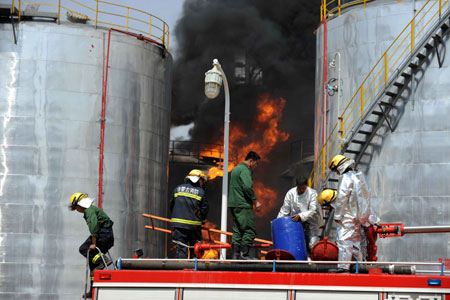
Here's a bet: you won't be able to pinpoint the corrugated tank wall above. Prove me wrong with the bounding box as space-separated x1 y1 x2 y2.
0 21 172 299
315 0 450 263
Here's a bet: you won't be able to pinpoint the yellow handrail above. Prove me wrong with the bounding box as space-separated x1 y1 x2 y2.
322 0 403 20
310 0 450 188
14 0 170 50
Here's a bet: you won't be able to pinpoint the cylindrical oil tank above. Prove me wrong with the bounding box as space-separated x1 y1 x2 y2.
315 0 450 263
0 20 172 298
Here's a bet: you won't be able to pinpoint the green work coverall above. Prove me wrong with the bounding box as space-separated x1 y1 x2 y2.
228 162 257 246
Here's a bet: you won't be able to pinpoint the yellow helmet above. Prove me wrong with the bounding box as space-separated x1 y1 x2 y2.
328 154 349 172
185 169 208 183
69 192 88 210
317 189 337 206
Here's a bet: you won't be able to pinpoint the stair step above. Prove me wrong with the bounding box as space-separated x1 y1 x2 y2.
441 22 449 31
351 140 366 145
386 91 398 98
358 130 372 135
416 52 426 60
365 120 378 126
345 149 360 155
401 72 412 78
379 102 393 107
328 178 338 182
424 42 434 50
408 62 419 69
371 111 384 116
393 82 405 88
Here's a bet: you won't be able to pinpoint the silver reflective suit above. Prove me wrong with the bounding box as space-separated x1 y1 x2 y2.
277 186 324 250
333 160 379 270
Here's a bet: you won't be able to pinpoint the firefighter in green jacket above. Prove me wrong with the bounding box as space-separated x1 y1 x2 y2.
228 151 261 259
69 193 114 299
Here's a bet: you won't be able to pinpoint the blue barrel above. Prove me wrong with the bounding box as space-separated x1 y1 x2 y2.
271 217 307 260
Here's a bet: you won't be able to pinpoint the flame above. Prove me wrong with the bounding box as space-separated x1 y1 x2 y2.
204 93 289 180
253 181 278 216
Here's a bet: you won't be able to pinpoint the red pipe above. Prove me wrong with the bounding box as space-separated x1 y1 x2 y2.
98 28 164 208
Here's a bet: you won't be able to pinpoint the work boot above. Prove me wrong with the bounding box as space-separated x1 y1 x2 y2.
232 244 241 259
240 245 257 260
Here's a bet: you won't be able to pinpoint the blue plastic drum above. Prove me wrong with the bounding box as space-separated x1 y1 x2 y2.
271 216 307 261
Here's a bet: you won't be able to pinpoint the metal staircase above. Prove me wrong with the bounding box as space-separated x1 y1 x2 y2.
311 0 450 190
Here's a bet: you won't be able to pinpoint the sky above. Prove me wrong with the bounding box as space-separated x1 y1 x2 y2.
103 0 184 52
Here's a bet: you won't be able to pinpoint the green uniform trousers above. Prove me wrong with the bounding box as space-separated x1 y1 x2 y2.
230 207 256 246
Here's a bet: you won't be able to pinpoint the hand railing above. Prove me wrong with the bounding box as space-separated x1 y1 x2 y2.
321 0 403 20
310 0 450 188
11 0 169 50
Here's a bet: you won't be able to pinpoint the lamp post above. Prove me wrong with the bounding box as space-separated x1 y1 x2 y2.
205 58 230 260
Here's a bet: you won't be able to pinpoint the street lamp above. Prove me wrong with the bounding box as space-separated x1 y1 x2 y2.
205 58 230 260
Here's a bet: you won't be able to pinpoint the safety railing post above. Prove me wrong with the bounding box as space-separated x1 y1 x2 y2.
384 52 388 87
95 0 99 28
338 0 341 16
439 0 442 18
167 29 170 51
12 0 14 14
339 117 344 150
126 7 129 30
320 4 323 21
57 0 61 25
360 84 364 118
364 0 366 9
411 18 415 54
18 0 21 21
162 23 166 46
148 15 152 38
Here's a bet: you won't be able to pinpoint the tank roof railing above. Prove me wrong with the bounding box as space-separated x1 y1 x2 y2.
321 0 400 21
11 0 170 50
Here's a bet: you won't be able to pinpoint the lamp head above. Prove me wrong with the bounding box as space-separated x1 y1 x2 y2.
204 63 223 99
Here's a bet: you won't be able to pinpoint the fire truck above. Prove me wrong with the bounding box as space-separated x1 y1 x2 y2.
92 258 450 300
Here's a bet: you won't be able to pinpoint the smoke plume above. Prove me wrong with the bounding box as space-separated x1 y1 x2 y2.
171 0 320 241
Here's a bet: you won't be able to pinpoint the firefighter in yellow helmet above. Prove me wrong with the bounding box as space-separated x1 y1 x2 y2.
317 189 337 206
69 193 114 298
328 154 380 273
170 169 208 258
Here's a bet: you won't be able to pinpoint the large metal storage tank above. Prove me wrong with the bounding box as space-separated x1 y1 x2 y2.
0 16 172 299
315 0 450 263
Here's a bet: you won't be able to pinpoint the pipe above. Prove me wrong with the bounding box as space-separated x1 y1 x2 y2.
119 259 415 274
322 2 328 170
98 28 165 207
403 225 450 234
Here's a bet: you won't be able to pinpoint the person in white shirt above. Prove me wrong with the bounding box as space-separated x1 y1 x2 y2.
277 176 323 251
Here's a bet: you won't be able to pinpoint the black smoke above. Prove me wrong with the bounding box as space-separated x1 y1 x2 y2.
170 0 320 242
